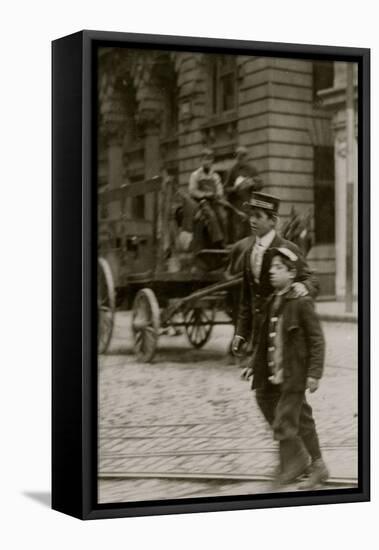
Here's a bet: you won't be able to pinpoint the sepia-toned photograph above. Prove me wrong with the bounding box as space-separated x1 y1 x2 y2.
96 46 359 504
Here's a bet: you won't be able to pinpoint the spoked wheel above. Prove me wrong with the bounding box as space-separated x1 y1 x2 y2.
132 288 160 362
183 305 215 349
98 257 115 354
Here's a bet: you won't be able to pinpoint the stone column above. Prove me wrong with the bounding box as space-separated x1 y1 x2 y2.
332 123 358 300
334 130 348 298
99 71 130 283
175 52 208 189
98 65 126 191
136 109 162 221
318 63 358 301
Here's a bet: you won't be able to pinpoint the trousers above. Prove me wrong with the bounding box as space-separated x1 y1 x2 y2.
255 383 322 461
193 200 227 249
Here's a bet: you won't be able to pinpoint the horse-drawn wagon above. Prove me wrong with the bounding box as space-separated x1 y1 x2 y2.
97 174 246 360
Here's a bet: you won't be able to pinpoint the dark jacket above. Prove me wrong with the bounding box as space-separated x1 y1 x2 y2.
251 291 325 391
235 233 319 341
225 235 255 278
224 161 262 196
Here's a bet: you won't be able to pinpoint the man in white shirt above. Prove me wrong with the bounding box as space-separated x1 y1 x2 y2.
188 148 227 250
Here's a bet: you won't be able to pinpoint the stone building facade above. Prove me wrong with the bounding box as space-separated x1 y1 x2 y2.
98 47 358 299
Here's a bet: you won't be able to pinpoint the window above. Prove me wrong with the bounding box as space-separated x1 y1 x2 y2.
122 79 139 146
209 55 237 115
161 82 178 137
151 56 178 137
131 195 145 220
164 72 179 136
313 61 334 104
314 146 335 244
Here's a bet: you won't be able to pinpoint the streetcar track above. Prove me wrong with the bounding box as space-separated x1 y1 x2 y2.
99 436 357 447
98 471 357 489
100 445 358 458
99 358 357 371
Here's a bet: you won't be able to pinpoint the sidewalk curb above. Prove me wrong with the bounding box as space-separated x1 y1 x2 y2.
318 313 357 323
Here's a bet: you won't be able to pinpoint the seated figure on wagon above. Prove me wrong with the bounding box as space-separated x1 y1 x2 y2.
224 145 264 242
188 146 264 254
188 148 228 252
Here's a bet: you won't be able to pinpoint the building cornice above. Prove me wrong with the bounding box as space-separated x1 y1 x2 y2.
317 85 358 112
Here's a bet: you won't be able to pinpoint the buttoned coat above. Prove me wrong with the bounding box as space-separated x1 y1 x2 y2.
235 233 319 342
250 291 325 391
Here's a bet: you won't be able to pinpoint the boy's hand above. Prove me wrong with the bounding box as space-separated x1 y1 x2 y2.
240 366 253 381
306 377 319 393
291 282 308 297
232 335 246 356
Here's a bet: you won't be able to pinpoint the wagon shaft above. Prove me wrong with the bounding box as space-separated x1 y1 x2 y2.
161 274 242 325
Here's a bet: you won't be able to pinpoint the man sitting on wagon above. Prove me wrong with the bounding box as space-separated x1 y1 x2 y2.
188 148 228 251
224 145 263 241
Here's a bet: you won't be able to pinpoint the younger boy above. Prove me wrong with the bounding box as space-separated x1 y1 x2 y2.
251 247 329 487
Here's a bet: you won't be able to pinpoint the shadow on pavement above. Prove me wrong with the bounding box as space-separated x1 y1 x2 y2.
23 491 51 507
103 346 231 363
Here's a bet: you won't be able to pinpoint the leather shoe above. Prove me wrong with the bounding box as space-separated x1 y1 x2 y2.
277 441 310 485
299 458 329 489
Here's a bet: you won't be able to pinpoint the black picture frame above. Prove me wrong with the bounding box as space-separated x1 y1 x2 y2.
52 30 370 520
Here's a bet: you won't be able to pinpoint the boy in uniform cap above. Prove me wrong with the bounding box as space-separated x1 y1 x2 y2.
188 148 228 250
249 247 329 487
232 192 319 348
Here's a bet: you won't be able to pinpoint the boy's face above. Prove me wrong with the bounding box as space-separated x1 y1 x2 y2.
249 208 275 237
269 255 295 289
202 156 213 171
236 152 247 165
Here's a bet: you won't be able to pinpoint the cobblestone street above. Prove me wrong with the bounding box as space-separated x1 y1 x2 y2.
98 311 358 504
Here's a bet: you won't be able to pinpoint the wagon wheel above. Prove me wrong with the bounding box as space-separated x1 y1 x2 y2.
98 257 115 354
184 305 215 349
132 288 160 362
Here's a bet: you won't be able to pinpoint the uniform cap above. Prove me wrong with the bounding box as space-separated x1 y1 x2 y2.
243 192 280 213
